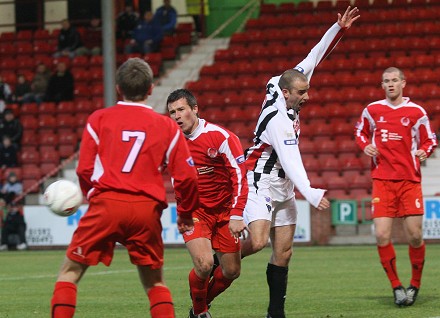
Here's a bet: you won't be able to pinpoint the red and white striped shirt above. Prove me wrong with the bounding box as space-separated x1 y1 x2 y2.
355 97 438 182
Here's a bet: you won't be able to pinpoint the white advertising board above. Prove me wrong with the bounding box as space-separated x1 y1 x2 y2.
23 201 311 246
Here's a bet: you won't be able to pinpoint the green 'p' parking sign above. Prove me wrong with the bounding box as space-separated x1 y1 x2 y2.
331 200 357 225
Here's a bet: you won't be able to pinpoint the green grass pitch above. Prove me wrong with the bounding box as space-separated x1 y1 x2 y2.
0 244 439 317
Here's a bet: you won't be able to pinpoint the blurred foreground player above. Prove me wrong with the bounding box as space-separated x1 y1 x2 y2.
242 7 360 318
355 67 437 306
167 89 248 318
50 58 199 318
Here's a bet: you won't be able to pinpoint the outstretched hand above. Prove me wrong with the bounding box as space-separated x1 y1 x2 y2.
337 6 360 29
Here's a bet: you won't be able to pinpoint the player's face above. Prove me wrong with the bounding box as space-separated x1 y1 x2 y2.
283 79 309 112
382 71 406 101
168 98 199 134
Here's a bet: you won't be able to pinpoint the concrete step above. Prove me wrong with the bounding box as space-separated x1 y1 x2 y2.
329 234 376 245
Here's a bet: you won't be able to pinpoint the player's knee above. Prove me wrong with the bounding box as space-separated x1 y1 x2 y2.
251 237 268 252
408 235 423 248
222 264 241 280
194 258 214 276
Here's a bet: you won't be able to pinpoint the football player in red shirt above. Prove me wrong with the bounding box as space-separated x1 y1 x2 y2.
50 58 199 318
167 89 248 318
355 67 438 306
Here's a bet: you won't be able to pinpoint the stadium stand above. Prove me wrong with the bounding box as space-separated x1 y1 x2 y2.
1 1 438 210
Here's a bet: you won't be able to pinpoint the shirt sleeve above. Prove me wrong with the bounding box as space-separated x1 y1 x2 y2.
355 108 373 152
166 128 200 218
219 133 248 217
294 23 346 81
76 121 99 197
266 118 325 208
417 114 438 157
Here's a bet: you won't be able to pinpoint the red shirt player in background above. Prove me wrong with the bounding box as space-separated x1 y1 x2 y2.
167 89 248 318
50 58 199 318
355 67 438 307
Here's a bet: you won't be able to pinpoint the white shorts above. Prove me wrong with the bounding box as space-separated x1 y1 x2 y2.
244 171 298 227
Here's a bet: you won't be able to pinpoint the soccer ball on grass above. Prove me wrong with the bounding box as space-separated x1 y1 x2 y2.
43 179 83 216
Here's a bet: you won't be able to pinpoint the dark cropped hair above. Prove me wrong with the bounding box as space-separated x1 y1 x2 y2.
116 58 153 102
166 88 198 109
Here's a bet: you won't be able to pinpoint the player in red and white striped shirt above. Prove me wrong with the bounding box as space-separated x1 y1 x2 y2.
167 89 248 318
50 58 199 318
355 67 437 306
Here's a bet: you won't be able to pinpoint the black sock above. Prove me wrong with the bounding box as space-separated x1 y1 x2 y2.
266 263 288 318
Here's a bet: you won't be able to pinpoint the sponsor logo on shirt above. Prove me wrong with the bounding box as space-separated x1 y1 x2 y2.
378 116 387 123
380 129 403 142
207 148 218 158
186 157 195 166
197 166 214 175
236 155 245 164
284 139 298 145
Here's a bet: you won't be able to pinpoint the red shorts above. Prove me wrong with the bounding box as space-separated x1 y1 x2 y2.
182 207 240 253
371 179 424 218
67 192 164 269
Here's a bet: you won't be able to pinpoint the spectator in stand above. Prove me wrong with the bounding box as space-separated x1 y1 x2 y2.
54 19 83 59
0 74 13 113
0 109 23 149
0 136 18 169
1 172 23 204
13 74 31 105
76 17 102 56
154 0 177 36
125 11 163 55
186 0 209 37
0 202 27 251
116 4 139 40
45 62 74 103
23 63 51 104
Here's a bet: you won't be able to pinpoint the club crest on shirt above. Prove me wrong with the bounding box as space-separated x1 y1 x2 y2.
401 117 410 126
207 148 218 158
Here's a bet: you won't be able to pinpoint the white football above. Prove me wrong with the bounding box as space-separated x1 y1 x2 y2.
43 179 83 216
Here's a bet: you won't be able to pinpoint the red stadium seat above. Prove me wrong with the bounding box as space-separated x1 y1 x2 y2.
57 101 76 114
21 164 42 179
58 129 79 145
16 42 34 55
38 114 57 129
0 32 15 42
20 115 39 130
20 103 39 115
40 148 61 164
0 57 17 70
58 144 76 158
33 29 50 41
39 102 57 114
56 113 76 128
38 130 59 145
74 85 90 98
33 41 54 55
20 148 40 165
40 163 59 176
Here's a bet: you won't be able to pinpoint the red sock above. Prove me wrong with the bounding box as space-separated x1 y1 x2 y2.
189 269 209 315
147 286 175 318
206 266 234 305
51 281 77 318
409 243 425 288
377 243 402 289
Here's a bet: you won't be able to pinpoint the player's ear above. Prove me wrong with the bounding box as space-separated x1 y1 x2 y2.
401 79 406 88
147 83 154 96
116 85 122 96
